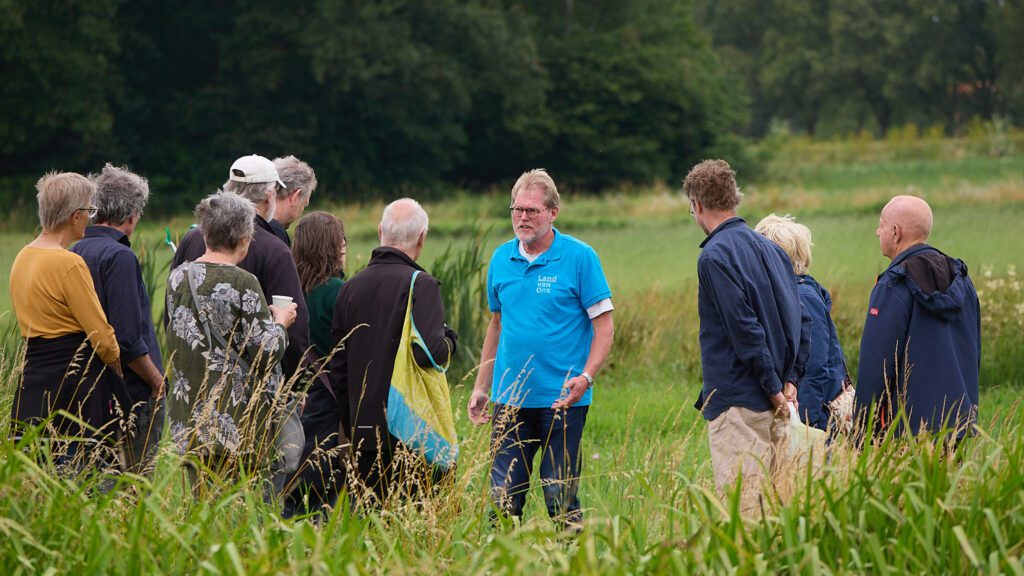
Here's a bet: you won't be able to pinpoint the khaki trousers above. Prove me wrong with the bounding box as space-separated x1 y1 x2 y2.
708 405 789 517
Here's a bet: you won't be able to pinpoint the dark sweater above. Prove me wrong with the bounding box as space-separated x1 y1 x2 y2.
795 274 846 430
694 217 804 421
329 247 456 452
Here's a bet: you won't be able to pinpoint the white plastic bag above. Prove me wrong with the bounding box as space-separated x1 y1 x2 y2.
788 403 826 461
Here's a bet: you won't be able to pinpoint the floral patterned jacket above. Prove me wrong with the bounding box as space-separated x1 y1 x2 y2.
166 261 288 456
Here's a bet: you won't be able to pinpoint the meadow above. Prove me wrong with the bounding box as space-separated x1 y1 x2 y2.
0 135 1022 573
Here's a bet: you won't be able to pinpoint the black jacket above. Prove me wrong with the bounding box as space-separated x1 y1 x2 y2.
329 247 456 452
269 219 291 247
171 215 310 378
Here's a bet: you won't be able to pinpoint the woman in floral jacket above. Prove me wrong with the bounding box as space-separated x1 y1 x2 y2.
166 192 297 478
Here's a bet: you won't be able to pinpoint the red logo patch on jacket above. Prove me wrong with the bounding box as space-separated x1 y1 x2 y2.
869 307 879 316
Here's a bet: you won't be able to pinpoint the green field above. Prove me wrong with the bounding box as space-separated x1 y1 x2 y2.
1 142 1023 573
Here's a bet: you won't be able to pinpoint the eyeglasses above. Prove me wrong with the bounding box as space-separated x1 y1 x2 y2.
510 206 546 218
77 206 98 217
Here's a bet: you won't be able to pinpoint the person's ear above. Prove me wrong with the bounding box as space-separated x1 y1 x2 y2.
290 188 303 204
550 206 559 221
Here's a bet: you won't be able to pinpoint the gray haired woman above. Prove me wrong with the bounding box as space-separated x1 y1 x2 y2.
166 192 297 480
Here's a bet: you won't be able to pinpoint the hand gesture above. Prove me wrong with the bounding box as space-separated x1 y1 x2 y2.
552 375 589 410
467 389 491 425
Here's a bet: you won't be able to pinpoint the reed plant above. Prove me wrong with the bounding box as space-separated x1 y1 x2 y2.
428 224 492 386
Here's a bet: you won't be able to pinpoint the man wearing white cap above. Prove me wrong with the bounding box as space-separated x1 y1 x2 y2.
171 154 311 379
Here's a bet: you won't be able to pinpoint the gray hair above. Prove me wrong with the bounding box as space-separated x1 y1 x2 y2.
380 198 429 251
223 179 277 205
36 172 96 231
92 163 150 225
195 192 256 252
273 155 317 201
511 168 560 209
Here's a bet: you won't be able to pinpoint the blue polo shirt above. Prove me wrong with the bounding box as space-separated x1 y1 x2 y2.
487 228 611 408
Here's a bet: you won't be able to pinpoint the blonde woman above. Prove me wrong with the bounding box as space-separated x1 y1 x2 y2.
9 172 122 444
755 214 847 432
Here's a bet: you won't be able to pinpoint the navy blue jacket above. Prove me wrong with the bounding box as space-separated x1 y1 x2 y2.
795 275 846 431
71 226 164 404
855 244 980 436
172 215 310 379
695 218 805 421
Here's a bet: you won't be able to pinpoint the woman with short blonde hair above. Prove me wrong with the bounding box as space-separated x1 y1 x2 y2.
755 213 848 433
754 214 812 276
9 172 122 446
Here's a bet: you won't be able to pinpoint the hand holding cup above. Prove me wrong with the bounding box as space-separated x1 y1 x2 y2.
269 295 298 329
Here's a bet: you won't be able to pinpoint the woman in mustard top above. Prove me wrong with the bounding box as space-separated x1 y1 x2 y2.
9 172 123 442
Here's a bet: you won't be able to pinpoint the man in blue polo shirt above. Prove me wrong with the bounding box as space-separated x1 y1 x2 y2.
467 168 614 529
684 159 804 517
71 163 165 471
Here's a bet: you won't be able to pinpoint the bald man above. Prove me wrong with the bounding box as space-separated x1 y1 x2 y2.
329 198 458 505
855 196 980 440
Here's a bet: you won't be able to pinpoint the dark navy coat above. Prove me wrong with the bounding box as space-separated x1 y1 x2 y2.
795 275 846 431
855 244 980 437
694 218 805 421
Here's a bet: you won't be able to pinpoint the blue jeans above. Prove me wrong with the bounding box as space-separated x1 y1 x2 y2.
489 404 588 527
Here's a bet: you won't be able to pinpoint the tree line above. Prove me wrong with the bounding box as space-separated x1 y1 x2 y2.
696 0 1024 138
1 0 1021 213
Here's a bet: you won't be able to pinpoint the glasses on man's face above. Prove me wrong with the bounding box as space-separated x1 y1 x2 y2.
78 206 98 217
510 206 545 219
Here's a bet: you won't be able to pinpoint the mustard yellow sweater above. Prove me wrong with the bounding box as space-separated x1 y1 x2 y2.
9 246 120 366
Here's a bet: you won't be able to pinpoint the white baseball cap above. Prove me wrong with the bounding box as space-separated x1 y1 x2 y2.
229 154 286 188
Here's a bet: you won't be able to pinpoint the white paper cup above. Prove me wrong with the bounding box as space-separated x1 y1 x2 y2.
271 295 294 308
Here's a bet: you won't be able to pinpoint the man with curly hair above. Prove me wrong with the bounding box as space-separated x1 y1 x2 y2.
684 159 805 517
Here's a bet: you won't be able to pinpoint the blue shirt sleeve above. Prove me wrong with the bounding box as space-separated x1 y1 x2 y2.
576 245 612 308
104 249 150 362
699 254 784 397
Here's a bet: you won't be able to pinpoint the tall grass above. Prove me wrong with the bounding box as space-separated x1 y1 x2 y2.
1 140 1022 572
1 385 1022 573
428 224 492 387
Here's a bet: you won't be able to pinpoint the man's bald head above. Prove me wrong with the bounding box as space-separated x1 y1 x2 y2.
379 198 429 259
877 195 932 259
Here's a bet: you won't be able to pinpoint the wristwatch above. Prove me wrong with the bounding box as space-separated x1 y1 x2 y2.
581 372 594 388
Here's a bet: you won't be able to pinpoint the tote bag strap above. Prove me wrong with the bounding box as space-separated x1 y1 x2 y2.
407 270 449 373
185 264 251 374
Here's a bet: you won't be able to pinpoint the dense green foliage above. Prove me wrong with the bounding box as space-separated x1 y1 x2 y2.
6 0 1020 212
696 0 1024 138
0 0 744 211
